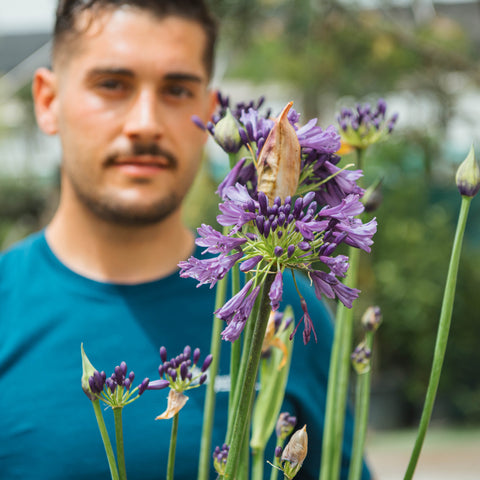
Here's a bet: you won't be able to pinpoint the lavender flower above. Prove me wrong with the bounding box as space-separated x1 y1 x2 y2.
351 340 372 374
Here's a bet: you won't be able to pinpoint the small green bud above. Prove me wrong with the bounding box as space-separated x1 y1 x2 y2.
213 109 243 154
456 144 480 197
81 343 97 401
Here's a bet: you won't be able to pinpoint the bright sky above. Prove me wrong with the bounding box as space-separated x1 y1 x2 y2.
0 0 473 34
0 0 56 33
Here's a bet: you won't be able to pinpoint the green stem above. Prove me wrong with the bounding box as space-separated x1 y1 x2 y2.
404 196 472 480
348 331 374 480
113 408 127 480
269 440 284 480
227 278 262 439
167 413 180 480
252 447 266 480
224 274 275 479
320 246 360 480
229 265 242 424
92 400 120 480
197 274 228 480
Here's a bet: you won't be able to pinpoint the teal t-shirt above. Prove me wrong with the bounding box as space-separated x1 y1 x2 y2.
0 231 370 480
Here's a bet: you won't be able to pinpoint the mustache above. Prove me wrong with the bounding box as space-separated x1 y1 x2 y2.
105 143 178 168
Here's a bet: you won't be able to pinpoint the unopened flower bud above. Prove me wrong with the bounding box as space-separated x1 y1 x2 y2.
213 109 243 154
257 102 301 204
361 306 382 332
456 144 480 197
81 343 98 401
281 425 308 476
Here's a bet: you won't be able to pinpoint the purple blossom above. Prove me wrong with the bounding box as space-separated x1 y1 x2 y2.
296 122 340 153
269 270 284 311
196 224 247 254
310 270 360 308
216 280 261 341
179 251 243 288
216 158 247 199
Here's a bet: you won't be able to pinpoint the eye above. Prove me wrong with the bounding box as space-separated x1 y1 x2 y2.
97 78 127 91
163 83 194 99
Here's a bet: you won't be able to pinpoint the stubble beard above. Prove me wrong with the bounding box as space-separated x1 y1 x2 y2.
65 144 187 226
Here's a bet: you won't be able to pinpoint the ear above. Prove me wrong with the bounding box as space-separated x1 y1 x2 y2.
32 67 59 135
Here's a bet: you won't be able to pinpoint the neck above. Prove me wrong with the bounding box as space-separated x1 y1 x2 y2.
46 198 195 284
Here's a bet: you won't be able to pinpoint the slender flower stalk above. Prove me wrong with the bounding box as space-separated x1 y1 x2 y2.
91 400 120 480
223 274 275 479
167 413 180 480
348 306 381 480
197 272 228 480
404 193 477 479
113 408 127 480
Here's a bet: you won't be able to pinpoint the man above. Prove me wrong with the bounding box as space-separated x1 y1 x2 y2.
0 1 370 479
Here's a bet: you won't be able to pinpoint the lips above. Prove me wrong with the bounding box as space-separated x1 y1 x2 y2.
109 155 172 177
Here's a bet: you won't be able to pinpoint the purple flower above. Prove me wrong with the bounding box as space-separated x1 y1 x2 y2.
216 280 261 341
310 270 360 308
319 254 349 277
196 224 247 254
296 122 340 154
216 158 247 199
179 251 243 288
269 270 283 311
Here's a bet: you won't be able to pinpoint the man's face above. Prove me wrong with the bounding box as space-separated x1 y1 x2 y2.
39 8 216 225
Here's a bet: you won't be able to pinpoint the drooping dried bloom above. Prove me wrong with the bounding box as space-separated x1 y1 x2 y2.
155 390 189 420
456 144 480 198
257 102 302 204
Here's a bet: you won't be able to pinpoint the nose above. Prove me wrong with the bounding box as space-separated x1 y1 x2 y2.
123 89 162 141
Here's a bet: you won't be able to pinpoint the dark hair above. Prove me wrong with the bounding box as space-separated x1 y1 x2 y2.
53 0 218 77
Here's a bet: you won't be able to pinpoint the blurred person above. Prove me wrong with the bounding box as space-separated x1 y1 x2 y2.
0 1 370 479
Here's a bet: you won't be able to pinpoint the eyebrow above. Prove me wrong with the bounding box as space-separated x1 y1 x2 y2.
87 68 204 83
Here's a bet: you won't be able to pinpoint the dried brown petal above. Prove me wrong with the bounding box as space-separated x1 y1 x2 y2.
281 424 308 467
155 389 189 420
257 102 301 204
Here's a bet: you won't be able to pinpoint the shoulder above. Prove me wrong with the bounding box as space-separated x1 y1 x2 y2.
0 230 46 279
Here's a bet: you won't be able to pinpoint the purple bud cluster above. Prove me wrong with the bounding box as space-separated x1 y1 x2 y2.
213 443 230 465
338 98 398 134
88 362 149 406
147 345 213 393
275 412 297 440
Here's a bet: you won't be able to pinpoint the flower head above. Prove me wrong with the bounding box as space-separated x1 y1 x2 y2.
275 412 297 441
85 356 149 409
361 305 382 332
337 98 398 151
279 425 308 479
351 340 372 375
213 443 230 476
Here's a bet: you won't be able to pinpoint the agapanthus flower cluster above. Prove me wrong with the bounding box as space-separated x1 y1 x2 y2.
183 97 377 344
351 341 372 375
194 92 364 208
212 443 230 476
180 186 376 344
87 362 149 408
147 345 213 393
337 98 398 151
